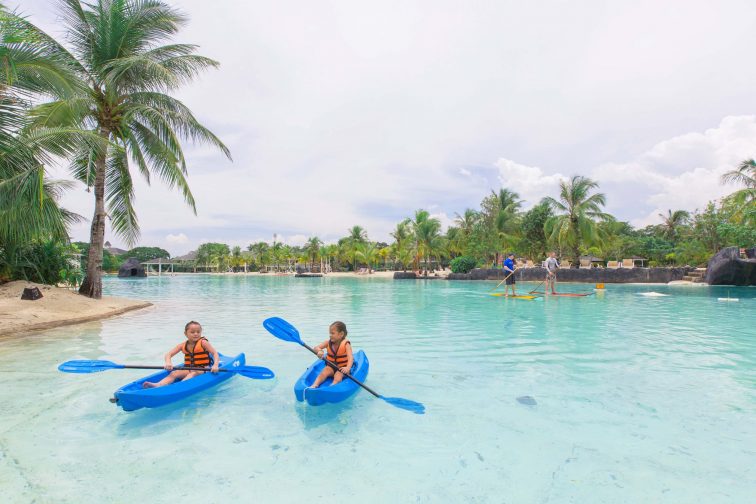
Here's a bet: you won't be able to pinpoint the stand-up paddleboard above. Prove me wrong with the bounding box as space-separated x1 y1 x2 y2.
489 293 539 300
529 291 593 297
639 292 669 297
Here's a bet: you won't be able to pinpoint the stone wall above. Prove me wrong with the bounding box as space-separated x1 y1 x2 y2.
448 267 692 283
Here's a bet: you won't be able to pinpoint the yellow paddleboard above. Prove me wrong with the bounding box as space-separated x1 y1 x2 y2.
489 293 538 300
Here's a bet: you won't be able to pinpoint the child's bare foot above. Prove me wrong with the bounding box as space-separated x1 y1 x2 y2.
142 381 157 389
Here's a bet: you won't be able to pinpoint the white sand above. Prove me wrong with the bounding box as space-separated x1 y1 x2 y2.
0 281 151 337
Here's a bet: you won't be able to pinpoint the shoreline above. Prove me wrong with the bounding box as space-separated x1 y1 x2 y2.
0 281 152 338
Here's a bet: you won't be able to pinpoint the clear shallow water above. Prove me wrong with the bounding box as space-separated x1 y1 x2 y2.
1 276 754 503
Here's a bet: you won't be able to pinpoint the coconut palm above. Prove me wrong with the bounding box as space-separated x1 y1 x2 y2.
304 236 322 271
722 159 756 223
26 0 230 298
0 8 84 252
390 219 412 250
354 241 379 272
344 225 367 270
657 209 690 241
543 176 612 265
411 209 442 274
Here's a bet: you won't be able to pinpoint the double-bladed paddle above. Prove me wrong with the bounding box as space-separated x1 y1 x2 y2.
57 360 275 380
262 317 425 414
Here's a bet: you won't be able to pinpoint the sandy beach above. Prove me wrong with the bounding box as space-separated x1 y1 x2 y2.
0 281 152 338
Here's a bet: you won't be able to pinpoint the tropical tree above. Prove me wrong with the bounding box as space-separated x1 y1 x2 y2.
26 0 230 298
0 7 84 278
722 159 756 224
390 219 412 250
657 209 690 241
411 209 442 273
343 225 367 270
543 176 612 264
304 236 322 271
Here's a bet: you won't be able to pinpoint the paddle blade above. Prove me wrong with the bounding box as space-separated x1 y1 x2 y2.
58 360 123 373
236 365 275 380
263 317 303 345
380 396 426 414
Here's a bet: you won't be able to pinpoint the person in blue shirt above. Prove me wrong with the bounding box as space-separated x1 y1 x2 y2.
502 253 517 297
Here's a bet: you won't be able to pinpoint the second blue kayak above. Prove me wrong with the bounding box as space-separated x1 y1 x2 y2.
294 350 369 406
113 353 245 411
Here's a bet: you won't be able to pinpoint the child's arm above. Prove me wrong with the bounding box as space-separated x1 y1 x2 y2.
203 340 220 373
313 340 329 359
164 343 183 370
340 342 354 374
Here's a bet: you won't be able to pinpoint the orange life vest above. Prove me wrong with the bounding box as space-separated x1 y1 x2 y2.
183 338 211 367
327 338 350 368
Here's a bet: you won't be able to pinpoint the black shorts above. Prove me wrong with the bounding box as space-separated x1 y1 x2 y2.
506 275 515 285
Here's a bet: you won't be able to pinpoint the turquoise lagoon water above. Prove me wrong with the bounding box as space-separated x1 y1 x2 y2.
1 276 754 503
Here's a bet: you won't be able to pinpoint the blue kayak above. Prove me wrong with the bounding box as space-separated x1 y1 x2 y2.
294 350 369 406
113 353 245 411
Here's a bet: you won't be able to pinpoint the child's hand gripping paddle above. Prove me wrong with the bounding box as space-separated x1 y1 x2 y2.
262 317 425 414
58 360 275 379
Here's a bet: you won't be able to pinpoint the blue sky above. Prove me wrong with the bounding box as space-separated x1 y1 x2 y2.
10 0 756 255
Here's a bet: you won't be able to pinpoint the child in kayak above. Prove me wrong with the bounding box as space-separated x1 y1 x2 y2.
311 321 354 388
143 321 219 389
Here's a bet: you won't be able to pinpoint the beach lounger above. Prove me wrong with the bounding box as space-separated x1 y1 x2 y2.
622 259 635 269
561 261 572 269
607 261 620 269
526 260 534 268
579 259 592 269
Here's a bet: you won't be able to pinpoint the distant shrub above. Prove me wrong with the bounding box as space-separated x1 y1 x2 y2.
450 256 477 274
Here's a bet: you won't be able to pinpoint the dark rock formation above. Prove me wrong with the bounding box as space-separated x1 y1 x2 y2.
393 272 417 279
21 287 43 300
295 273 323 278
118 257 146 278
705 246 756 286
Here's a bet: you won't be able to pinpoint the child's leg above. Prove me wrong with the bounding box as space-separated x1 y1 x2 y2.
310 366 334 388
331 370 347 385
143 369 190 389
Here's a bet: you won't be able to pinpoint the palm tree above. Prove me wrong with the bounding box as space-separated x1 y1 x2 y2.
0 7 83 258
411 209 442 274
304 236 322 271
722 159 756 223
389 219 411 251
344 225 367 270
657 209 690 241
544 176 612 265
26 0 230 298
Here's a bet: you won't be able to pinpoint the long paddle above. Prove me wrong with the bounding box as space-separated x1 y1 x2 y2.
58 360 275 380
489 268 517 292
262 317 425 414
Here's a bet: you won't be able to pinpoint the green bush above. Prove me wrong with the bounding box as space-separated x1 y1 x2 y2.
0 240 79 285
450 256 477 274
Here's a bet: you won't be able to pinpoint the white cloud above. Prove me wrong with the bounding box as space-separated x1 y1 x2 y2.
494 159 567 206
165 233 189 244
592 115 756 226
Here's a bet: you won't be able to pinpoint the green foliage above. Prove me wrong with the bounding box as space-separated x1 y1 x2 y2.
195 242 231 272
450 256 477 274
123 247 170 262
519 201 552 260
0 240 79 285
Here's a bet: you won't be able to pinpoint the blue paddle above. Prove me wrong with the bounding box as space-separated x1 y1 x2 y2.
262 317 425 414
58 360 275 380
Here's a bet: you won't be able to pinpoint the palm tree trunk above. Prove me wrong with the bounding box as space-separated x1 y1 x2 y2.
79 131 109 299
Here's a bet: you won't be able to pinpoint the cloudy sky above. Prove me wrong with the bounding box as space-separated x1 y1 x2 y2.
10 0 756 255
